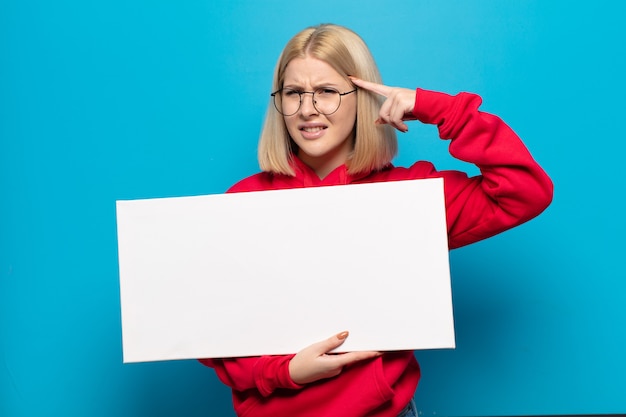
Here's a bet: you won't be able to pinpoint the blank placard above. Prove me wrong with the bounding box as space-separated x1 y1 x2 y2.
116 178 454 363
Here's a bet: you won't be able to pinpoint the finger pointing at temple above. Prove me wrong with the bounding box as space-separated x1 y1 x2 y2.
349 76 417 132
349 77 394 97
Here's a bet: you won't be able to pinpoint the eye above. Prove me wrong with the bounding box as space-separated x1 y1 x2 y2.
316 88 339 96
282 88 301 97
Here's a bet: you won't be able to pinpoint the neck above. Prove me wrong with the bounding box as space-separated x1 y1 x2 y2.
297 151 348 180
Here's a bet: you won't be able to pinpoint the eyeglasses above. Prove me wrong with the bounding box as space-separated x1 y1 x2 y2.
271 87 357 116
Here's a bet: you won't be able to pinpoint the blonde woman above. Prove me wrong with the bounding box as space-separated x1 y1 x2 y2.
200 24 552 417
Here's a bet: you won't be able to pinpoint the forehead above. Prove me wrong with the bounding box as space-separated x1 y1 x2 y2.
283 56 346 86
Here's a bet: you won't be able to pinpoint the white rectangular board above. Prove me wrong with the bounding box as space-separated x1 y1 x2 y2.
116 178 455 363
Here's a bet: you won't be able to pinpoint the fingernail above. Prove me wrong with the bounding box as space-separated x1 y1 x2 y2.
337 331 349 340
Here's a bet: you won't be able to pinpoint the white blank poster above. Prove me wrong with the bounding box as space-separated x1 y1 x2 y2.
116 178 455 363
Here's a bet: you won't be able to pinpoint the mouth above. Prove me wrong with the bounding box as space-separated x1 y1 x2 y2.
299 125 327 133
298 124 328 140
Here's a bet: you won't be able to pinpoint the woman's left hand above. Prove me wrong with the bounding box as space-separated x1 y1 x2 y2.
350 77 417 133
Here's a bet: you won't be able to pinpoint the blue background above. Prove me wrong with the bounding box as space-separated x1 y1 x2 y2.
2 1 625 416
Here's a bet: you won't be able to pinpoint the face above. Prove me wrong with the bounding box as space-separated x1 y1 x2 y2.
281 56 357 178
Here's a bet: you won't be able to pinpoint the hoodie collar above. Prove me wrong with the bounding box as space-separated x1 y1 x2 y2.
290 155 373 187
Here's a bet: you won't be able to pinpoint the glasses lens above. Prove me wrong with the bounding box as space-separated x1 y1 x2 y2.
274 89 299 116
313 89 341 115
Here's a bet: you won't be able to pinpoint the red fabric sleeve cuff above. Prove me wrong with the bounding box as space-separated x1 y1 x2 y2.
254 354 304 397
411 88 455 126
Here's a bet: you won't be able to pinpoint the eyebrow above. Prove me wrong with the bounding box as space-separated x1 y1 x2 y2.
282 81 344 90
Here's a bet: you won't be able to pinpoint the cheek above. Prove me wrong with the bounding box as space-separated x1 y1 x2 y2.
341 100 357 122
336 107 357 133
284 117 298 137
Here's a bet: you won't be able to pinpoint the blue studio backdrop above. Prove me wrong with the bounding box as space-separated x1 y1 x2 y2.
1 1 625 416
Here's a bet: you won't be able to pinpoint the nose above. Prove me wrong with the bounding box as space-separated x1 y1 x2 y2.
299 92 318 116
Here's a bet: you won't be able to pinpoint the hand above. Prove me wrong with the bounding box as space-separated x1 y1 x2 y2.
350 77 417 133
289 331 382 385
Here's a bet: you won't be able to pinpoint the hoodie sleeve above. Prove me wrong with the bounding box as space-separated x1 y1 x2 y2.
199 355 303 397
410 88 553 249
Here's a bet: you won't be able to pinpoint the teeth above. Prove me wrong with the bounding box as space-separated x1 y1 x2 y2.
302 126 324 132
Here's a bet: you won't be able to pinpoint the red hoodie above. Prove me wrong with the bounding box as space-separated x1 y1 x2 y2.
199 88 553 417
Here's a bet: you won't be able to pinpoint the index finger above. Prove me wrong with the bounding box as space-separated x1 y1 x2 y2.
328 351 383 367
349 76 393 97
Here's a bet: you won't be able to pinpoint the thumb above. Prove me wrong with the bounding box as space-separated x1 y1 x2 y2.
318 331 349 354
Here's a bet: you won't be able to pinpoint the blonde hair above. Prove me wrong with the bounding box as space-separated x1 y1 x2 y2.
258 24 397 176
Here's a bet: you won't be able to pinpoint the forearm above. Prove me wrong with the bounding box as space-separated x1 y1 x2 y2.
412 88 553 248
199 355 301 397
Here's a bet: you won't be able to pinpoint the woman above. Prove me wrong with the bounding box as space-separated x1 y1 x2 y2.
200 24 553 417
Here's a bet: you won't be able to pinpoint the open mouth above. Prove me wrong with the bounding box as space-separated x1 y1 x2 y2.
300 126 327 133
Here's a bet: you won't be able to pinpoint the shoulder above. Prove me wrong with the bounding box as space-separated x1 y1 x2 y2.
227 172 275 193
227 170 303 193
366 161 438 181
362 161 471 189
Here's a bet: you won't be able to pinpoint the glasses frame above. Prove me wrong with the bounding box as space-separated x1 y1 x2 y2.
270 87 357 116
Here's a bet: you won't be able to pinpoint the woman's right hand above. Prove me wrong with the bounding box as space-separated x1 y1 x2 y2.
288 331 382 385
